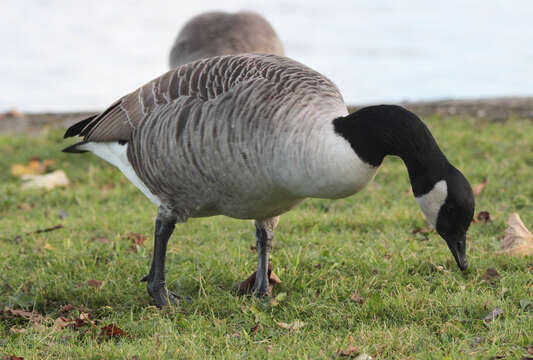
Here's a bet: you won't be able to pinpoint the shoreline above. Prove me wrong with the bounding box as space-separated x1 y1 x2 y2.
1 96 532 135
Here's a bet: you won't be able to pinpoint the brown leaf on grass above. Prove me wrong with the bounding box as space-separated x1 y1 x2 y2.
473 211 493 223
99 323 130 338
127 233 146 246
275 320 305 331
99 183 115 192
77 279 103 289
127 233 147 253
1 355 25 360
473 178 487 196
11 158 54 177
496 213 533 256
55 312 95 330
314 263 322 269
60 304 75 313
265 345 273 352
412 225 433 241
236 263 281 296
3 308 44 324
481 268 501 283
350 291 365 305
10 327 26 333
21 170 69 190
94 237 110 244
527 346 533 355
483 306 504 323
250 323 260 336
412 226 432 235
338 335 359 357
55 316 74 329
16 203 33 212
43 243 55 251
87 279 103 288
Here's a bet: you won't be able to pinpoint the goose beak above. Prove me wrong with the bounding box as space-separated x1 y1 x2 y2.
445 233 468 271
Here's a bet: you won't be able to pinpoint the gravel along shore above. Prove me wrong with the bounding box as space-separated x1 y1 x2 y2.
1 97 532 135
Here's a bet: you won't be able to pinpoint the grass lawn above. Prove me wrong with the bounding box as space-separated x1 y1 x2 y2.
0 116 532 359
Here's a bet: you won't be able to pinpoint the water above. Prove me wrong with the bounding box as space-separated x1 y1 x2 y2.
1 0 532 112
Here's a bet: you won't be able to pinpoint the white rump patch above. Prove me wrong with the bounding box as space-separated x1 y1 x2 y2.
78 142 162 207
415 180 448 228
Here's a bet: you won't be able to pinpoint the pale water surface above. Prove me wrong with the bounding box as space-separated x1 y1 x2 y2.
1 0 532 112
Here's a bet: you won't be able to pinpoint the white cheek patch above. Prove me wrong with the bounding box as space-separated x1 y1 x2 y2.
415 180 448 228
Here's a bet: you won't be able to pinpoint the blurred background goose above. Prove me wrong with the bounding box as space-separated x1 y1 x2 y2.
168 10 284 68
64 54 474 307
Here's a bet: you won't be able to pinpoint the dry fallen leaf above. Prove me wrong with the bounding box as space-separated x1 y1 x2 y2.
526 346 533 355
10 327 27 334
127 233 146 246
11 158 54 177
55 316 74 329
481 268 501 283
350 291 365 305
338 335 359 357
55 312 95 330
474 211 493 223
99 323 130 338
77 279 103 289
483 307 504 323
473 178 487 196
236 263 281 296
275 320 305 331
1 355 25 360
16 203 33 212
412 226 432 235
2 308 44 324
250 323 260 336
60 304 75 313
22 170 69 190
496 213 533 256
127 233 147 253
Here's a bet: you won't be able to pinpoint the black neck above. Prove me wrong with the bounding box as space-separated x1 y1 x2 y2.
333 105 450 197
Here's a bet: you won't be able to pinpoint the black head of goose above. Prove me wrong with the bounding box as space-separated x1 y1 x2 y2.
63 54 474 307
168 10 284 69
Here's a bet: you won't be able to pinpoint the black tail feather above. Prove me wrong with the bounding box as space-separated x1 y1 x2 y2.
62 141 88 153
64 115 97 138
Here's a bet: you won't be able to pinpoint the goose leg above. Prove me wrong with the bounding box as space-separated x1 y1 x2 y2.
253 217 279 297
141 211 179 307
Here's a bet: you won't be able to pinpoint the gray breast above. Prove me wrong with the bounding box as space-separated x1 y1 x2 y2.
169 11 284 69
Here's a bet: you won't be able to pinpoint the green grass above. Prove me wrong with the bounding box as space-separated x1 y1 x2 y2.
0 116 532 359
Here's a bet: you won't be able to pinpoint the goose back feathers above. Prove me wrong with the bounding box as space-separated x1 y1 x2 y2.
65 54 377 221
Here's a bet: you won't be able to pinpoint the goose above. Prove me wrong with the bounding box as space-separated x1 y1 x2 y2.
63 54 475 307
169 11 284 68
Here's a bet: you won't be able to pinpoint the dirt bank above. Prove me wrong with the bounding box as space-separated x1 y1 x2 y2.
1 97 532 135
